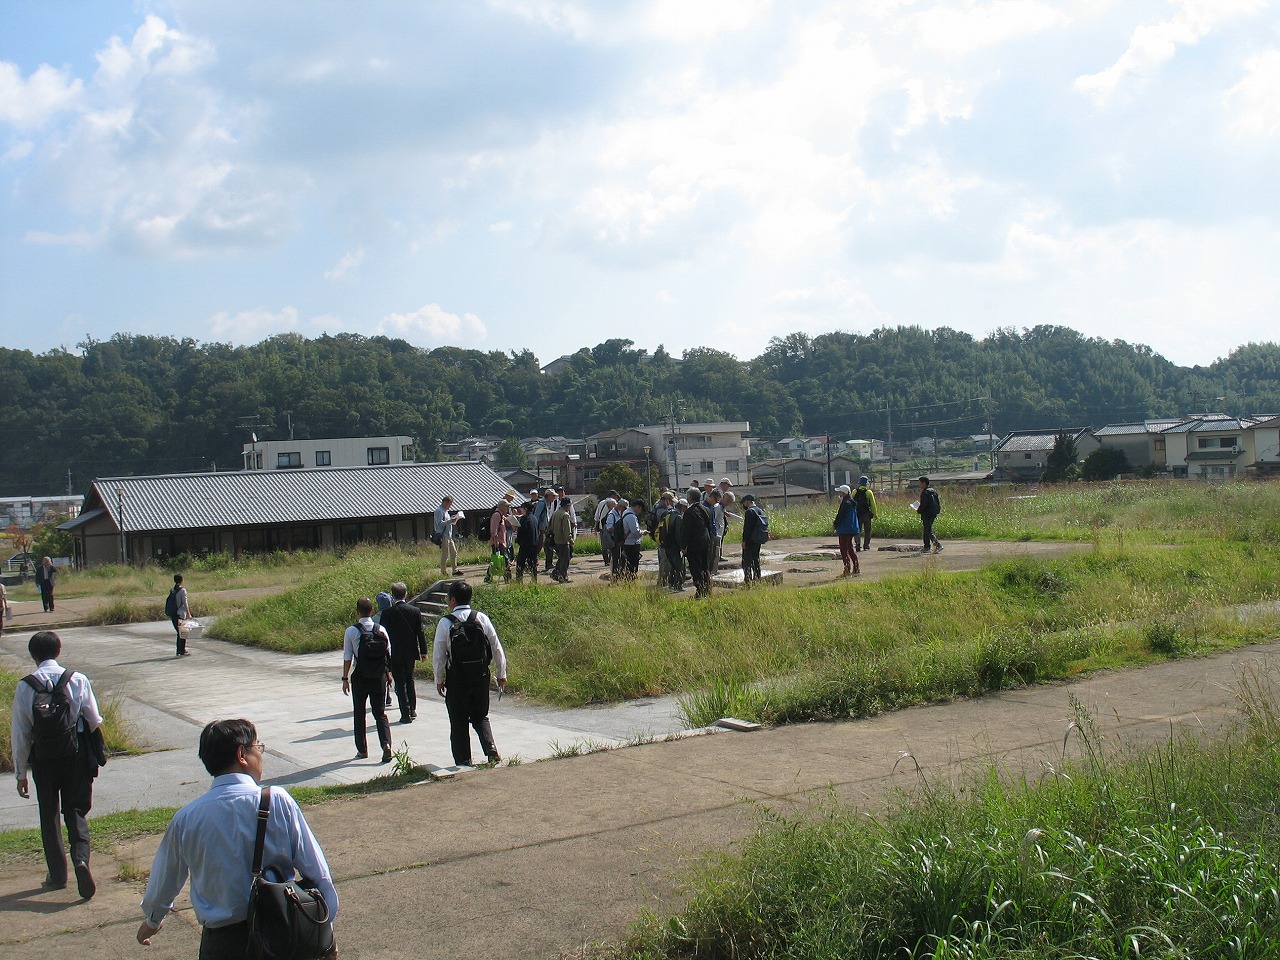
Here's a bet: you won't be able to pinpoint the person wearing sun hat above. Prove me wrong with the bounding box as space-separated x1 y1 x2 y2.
832 484 861 577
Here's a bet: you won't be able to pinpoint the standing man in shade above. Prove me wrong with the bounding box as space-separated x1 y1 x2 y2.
681 487 715 598
35 556 56 612
11 630 104 900
739 494 769 584
541 486 560 574
433 580 508 767
854 475 878 552
595 492 618 568
340 597 393 763
618 498 645 580
917 476 943 554
381 582 428 724
434 495 463 577
136 719 338 958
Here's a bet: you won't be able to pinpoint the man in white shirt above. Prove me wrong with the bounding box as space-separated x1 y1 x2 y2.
434 495 463 576
433 580 508 766
137 718 337 959
11 630 103 899
341 597 393 763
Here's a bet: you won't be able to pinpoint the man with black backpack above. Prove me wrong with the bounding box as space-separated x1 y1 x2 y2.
340 597 394 763
432 580 508 767
10 630 104 900
164 573 191 657
739 494 770 584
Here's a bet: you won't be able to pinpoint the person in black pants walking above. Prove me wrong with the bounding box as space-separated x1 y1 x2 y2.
379 582 427 724
433 580 508 766
917 476 943 554
35 557 56 611
340 597 393 763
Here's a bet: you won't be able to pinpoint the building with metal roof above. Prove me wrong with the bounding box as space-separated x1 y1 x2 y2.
992 428 1098 481
1092 419 1189 472
1158 416 1264 479
60 461 514 567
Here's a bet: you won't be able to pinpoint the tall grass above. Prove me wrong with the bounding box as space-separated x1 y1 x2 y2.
621 676 1280 960
0 667 136 773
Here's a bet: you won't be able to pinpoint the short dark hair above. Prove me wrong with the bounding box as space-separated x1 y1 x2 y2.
631 499 645 509
356 596 374 616
448 580 473 606
198 719 256 776
29 631 61 663
561 499 572 510
391 582 408 600
174 573 184 585
919 476 929 485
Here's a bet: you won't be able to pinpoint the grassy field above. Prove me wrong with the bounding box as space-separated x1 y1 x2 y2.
619 670 1280 960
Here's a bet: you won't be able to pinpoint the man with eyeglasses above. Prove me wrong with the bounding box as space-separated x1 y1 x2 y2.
137 719 338 958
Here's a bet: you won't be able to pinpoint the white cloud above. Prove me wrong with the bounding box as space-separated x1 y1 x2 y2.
1225 50 1280 137
644 0 771 42
0 62 83 128
907 1 1068 57
376 303 488 345
488 220 514 233
1075 0 1269 105
208 306 301 342
324 248 365 281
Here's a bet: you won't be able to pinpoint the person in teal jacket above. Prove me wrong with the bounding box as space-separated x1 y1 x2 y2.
833 485 860 577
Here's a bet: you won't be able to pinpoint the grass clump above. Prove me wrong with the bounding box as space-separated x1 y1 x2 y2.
0 666 137 773
621 678 1280 960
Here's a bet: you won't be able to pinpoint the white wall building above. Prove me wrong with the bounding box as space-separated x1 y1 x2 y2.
635 421 752 488
241 436 415 470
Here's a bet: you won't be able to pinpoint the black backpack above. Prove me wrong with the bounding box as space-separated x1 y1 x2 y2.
445 611 491 680
164 586 179 617
746 505 770 543
23 670 79 762
353 624 390 680
853 488 870 511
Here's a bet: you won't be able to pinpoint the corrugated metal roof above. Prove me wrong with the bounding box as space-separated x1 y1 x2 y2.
1093 419 1185 437
91 461 513 533
1160 417 1257 434
996 429 1089 452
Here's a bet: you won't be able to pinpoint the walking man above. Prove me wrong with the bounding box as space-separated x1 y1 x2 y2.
918 476 943 554
833 485 861 577
434 495 463 576
11 630 104 899
433 581 508 767
549 497 576 583
740 494 769 584
165 574 191 657
35 556 56 612
137 719 338 958
381 582 427 724
340 597 393 762
854 476 878 552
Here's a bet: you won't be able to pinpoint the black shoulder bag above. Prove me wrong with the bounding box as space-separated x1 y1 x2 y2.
247 786 336 960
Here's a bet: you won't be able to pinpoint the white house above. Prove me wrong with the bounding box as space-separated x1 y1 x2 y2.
242 436 414 470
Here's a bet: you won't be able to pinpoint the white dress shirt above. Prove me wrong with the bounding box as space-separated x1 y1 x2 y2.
432 605 507 685
140 773 338 929
10 658 102 780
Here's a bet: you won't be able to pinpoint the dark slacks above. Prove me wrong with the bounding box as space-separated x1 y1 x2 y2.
516 543 539 581
620 544 640 579
38 583 54 611
553 542 572 581
662 545 685 589
686 539 712 597
390 659 418 720
171 614 186 655
741 542 762 583
200 921 250 960
922 515 939 549
32 758 92 885
857 511 873 550
445 670 496 766
350 673 391 755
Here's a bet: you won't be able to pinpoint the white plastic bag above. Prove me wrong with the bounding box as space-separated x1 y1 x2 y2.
178 618 203 639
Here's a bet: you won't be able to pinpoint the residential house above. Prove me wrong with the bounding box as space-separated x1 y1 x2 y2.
993 428 1098 481
1161 416 1262 479
60 461 512 567
749 455 865 493
241 436 415 471
1250 416 1280 476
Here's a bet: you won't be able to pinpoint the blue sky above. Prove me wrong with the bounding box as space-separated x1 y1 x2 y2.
2 0 1278 368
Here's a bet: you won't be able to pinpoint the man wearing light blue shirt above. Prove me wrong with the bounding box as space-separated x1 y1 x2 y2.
137 718 337 958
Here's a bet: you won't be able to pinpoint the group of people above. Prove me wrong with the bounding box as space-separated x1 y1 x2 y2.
341 580 507 769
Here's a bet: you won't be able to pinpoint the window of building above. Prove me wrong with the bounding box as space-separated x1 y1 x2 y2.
1024 452 1032 460
367 447 390 465
726 459 741 473
700 460 714 472
277 452 302 469
315 450 331 467
682 463 692 475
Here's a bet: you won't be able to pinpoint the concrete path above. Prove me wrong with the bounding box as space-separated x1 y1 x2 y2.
3 624 1276 959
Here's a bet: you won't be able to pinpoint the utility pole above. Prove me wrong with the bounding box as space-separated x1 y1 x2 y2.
66 469 72 495
985 391 996 469
886 404 894 493
825 434 834 499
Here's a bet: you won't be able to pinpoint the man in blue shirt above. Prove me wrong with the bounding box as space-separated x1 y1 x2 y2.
137 719 337 958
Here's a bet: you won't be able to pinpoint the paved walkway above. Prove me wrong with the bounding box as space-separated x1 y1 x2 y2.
3 618 1275 958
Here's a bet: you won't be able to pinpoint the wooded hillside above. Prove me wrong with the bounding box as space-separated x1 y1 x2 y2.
3 326 1277 496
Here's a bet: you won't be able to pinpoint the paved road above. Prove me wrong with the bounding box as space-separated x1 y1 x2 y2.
3 626 1275 959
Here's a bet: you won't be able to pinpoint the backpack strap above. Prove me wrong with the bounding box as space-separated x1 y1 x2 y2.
23 670 73 695
252 786 272 874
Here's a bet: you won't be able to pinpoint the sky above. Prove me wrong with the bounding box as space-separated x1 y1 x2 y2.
2 0 1279 370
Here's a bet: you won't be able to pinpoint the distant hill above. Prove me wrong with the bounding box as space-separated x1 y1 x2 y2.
2 326 1278 496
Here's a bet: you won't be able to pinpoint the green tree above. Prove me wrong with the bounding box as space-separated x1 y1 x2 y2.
1081 447 1132 481
31 517 74 560
1042 432 1080 483
593 462 654 504
494 437 530 470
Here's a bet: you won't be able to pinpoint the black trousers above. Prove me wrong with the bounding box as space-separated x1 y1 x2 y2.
553 542 572 581
857 511 873 550
171 614 186 655
350 673 391 754
516 543 539 580
445 671 496 765
32 757 92 884
620 544 640 579
200 921 249 960
741 542 762 582
686 540 712 597
390 659 418 719
38 582 54 611
662 545 684 589
922 515 939 549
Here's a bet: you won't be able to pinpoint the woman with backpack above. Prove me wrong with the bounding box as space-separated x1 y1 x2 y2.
833 485 861 577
